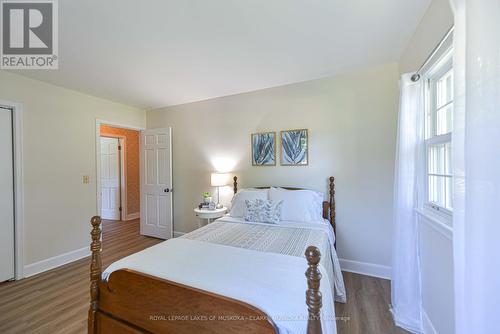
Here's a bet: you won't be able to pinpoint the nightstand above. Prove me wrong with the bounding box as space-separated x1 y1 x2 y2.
194 207 227 226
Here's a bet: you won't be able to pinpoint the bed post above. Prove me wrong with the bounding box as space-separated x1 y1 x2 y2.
329 177 336 247
233 176 238 194
305 246 322 334
88 216 102 334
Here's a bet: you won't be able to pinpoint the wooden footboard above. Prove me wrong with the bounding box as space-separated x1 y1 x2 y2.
89 176 331 334
88 216 324 334
96 270 277 333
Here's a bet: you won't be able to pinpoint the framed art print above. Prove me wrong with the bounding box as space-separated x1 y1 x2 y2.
280 129 308 166
251 132 276 166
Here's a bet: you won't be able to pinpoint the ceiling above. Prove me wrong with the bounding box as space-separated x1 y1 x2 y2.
14 0 431 109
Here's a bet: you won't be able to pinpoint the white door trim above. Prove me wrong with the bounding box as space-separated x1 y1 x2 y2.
95 119 145 218
0 100 24 280
118 138 126 219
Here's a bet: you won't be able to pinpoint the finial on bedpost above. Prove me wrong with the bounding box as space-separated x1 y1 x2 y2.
329 177 336 248
233 176 238 194
88 216 102 334
305 246 322 334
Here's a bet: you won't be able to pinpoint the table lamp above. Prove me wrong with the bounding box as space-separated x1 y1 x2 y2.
211 172 230 209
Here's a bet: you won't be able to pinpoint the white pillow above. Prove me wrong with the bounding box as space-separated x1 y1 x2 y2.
229 189 268 217
271 187 325 211
244 199 282 224
269 187 324 222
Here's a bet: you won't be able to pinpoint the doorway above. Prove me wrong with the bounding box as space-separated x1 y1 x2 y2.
97 122 142 222
95 121 173 241
0 107 14 282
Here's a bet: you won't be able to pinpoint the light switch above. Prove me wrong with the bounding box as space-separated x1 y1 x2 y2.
83 175 90 184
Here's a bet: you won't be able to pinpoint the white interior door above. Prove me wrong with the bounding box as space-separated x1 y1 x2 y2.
0 107 15 282
140 128 172 239
100 137 121 220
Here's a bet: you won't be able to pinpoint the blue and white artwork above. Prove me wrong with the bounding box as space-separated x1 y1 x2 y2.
281 129 308 165
252 132 276 166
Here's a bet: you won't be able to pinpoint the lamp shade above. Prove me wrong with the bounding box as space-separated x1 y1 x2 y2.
211 173 230 187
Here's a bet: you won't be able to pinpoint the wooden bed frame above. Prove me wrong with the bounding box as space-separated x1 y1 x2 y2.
88 177 336 334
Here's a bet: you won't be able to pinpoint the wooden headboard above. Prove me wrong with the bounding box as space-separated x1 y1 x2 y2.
232 176 336 239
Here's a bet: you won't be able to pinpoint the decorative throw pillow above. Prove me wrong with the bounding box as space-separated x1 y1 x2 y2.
244 199 282 224
229 189 268 217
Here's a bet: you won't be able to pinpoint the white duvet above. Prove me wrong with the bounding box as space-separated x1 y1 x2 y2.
103 217 341 334
212 216 346 303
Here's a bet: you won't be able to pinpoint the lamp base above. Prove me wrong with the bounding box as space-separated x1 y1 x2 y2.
216 203 223 209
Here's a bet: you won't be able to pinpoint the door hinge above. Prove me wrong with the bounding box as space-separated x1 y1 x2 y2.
119 206 122 211
118 145 122 150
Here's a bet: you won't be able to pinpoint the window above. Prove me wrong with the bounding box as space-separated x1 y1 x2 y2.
424 49 453 216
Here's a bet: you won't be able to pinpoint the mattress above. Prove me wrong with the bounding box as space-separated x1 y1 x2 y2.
103 216 345 334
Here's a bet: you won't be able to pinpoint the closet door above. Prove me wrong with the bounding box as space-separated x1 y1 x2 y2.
100 137 121 220
0 107 15 282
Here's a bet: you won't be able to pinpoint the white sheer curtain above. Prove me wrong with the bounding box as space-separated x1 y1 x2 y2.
451 0 500 333
391 74 424 334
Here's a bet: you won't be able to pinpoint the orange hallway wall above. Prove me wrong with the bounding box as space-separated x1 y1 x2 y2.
100 125 140 216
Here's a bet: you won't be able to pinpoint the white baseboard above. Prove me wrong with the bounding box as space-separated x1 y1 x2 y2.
126 212 140 220
423 309 437 334
340 258 391 280
23 246 90 278
173 231 185 238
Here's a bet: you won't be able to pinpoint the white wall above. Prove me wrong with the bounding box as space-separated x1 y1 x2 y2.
0 71 145 271
419 216 454 334
399 0 455 333
399 0 454 74
147 63 399 273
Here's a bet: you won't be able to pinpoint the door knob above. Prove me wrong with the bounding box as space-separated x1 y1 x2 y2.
164 188 170 193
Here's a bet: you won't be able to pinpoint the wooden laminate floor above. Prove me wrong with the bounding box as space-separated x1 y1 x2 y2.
0 219 406 334
335 274 407 334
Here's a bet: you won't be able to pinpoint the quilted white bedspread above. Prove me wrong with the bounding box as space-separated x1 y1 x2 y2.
103 217 344 334
183 216 346 303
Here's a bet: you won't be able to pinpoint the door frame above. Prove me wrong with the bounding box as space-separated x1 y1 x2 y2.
0 100 25 280
95 119 144 220
100 135 125 220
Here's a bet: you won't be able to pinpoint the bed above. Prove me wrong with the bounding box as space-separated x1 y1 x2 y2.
88 176 345 334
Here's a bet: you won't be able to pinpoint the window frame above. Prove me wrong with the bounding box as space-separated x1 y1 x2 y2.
421 47 454 221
